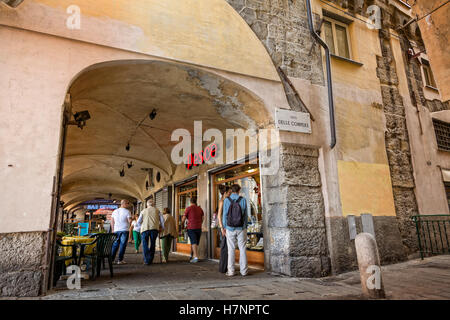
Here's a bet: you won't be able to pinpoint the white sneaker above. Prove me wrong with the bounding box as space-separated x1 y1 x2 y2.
117 260 127 265
189 257 199 263
226 272 235 277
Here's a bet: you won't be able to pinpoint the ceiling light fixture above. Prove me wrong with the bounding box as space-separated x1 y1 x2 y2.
125 143 130 151
67 110 91 130
119 168 125 177
149 109 157 120
127 161 133 169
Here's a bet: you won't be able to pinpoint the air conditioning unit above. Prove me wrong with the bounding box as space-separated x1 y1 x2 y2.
1 0 24 8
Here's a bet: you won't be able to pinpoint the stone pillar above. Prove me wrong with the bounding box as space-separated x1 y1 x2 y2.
376 28 419 256
263 143 330 277
0 231 48 297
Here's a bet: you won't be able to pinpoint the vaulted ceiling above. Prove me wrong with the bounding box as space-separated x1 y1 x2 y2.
61 60 271 211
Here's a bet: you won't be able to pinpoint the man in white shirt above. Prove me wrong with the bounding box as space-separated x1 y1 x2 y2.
111 199 132 264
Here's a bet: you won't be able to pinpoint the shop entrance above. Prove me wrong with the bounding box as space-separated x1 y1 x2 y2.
210 162 264 267
174 179 198 254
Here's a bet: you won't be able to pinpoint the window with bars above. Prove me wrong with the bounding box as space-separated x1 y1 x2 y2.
433 119 450 152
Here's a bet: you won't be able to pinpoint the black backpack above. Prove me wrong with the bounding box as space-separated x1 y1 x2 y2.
226 196 244 227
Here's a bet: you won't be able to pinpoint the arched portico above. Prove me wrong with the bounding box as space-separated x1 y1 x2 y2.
60 59 275 211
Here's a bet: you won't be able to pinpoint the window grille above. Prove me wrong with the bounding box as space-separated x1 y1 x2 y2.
433 119 450 152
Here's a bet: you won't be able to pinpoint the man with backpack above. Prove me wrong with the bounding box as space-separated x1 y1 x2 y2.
222 183 248 276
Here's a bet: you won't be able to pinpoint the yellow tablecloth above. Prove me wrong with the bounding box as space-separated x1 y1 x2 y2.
60 236 96 265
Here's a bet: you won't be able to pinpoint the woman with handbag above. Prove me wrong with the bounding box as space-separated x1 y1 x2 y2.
160 208 177 263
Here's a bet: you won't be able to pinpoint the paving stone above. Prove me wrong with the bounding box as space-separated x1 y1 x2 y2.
22 245 450 300
200 289 229 300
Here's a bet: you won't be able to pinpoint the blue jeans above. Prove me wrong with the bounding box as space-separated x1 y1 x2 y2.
111 231 129 262
141 229 159 264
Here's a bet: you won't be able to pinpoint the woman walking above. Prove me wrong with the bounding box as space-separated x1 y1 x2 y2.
160 208 177 263
131 214 141 253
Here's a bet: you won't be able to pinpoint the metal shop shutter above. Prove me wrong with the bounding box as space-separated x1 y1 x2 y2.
155 190 163 212
162 189 169 212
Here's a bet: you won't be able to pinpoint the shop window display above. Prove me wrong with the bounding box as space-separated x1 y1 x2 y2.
213 163 263 253
176 181 197 244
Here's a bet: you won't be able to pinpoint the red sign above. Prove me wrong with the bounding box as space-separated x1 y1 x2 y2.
89 209 114 217
186 144 217 170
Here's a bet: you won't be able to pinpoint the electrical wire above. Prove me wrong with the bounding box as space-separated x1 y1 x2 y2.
126 113 150 145
416 0 449 22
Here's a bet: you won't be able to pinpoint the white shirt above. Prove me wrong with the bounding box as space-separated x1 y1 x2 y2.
131 220 141 232
112 207 131 232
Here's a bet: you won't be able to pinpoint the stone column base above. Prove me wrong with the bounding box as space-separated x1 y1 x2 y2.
0 231 48 297
327 216 408 274
263 144 331 277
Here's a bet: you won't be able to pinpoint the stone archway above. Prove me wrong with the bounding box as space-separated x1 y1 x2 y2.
60 59 274 211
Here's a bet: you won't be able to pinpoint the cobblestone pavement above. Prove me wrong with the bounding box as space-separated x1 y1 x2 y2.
20 245 450 300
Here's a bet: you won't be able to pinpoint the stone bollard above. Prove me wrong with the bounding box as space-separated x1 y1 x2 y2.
355 232 386 299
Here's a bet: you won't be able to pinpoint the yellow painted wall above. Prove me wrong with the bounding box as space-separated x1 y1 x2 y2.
318 3 388 165
338 161 396 216
316 3 398 218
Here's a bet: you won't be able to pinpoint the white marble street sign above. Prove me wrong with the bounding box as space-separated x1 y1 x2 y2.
275 108 311 133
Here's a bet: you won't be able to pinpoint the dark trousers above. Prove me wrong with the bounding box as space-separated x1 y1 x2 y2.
111 231 129 262
142 229 159 264
219 233 228 273
161 235 174 262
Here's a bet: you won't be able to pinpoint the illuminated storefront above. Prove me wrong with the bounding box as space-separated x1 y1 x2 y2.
174 178 198 254
210 161 264 267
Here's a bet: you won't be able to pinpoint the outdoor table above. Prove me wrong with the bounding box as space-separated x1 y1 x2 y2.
60 236 96 266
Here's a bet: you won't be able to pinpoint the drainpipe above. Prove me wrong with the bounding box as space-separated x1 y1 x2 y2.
306 0 336 149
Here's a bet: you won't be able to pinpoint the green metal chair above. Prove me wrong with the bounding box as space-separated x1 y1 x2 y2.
78 233 117 280
53 240 77 286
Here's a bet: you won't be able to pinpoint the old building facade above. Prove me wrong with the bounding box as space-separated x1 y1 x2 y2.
0 0 449 296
